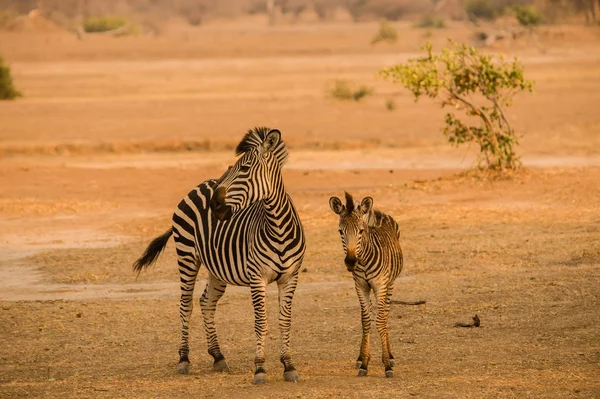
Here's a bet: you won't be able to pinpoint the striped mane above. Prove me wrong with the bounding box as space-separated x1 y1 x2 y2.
235 127 289 166
365 209 385 227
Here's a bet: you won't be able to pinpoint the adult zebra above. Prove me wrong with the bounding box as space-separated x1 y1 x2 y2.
329 192 403 378
133 127 306 384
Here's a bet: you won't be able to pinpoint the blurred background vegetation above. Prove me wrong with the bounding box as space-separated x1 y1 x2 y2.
0 0 598 35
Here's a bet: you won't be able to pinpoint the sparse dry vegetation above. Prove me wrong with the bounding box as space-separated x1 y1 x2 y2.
414 15 446 29
511 4 544 26
83 15 140 36
0 56 21 100
371 19 397 44
330 79 373 101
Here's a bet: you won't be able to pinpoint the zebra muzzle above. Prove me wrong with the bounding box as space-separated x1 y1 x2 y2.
210 187 233 221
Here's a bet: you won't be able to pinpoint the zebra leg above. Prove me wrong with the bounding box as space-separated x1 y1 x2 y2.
374 285 394 378
176 257 200 374
354 277 372 376
251 280 268 384
199 274 229 372
386 284 395 367
277 273 300 382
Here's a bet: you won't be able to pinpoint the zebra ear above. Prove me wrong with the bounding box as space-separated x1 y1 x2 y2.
329 197 345 215
261 129 281 154
359 197 373 214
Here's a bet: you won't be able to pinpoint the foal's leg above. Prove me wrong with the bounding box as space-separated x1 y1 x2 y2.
199 274 229 372
277 272 300 382
386 283 395 367
250 279 269 384
354 276 372 376
374 284 394 378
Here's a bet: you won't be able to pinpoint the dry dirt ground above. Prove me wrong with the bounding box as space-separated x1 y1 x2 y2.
0 21 599 398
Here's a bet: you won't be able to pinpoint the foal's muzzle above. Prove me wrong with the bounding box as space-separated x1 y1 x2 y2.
344 254 357 272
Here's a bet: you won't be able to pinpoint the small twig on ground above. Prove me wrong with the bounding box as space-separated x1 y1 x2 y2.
391 300 426 305
454 314 481 328
81 386 109 392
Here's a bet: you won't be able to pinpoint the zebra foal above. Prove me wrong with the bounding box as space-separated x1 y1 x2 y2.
133 127 306 384
329 192 403 378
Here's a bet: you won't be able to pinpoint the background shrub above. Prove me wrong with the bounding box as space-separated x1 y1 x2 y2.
371 19 397 44
0 57 21 100
512 5 543 27
330 80 373 102
465 0 496 20
414 15 445 29
83 15 127 33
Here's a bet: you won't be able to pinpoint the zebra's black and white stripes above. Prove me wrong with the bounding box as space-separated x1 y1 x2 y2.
329 192 403 378
133 127 305 384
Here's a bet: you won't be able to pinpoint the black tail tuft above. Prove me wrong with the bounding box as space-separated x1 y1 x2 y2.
133 228 173 275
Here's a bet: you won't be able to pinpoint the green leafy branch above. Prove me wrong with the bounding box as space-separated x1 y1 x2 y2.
380 41 533 171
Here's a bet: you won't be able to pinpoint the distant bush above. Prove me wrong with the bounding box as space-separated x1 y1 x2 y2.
0 57 21 100
330 80 373 102
0 10 19 29
346 0 432 21
385 98 396 111
465 0 496 20
414 16 446 29
83 16 126 32
83 15 139 35
371 19 397 45
511 5 543 27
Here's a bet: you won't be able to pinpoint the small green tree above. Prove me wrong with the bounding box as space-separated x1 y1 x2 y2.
0 57 21 100
380 41 533 171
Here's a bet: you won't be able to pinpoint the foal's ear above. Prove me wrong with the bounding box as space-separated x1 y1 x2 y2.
329 197 345 215
359 197 373 214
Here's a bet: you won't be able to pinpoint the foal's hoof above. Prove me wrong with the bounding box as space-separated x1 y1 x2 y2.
385 370 394 378
177 361 190 374
283 370 300 382
357 368 368 377
213 359 230 372
254 372 267 385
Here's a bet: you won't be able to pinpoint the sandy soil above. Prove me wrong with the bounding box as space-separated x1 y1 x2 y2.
0 21 599 398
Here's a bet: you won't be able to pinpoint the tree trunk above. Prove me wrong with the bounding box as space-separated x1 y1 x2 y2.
267 0 275 26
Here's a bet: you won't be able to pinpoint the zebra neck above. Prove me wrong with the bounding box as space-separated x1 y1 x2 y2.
263 178 286 213
262 182 295 229
356 230 375 263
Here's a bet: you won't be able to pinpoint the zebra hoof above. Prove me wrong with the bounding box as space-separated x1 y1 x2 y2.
177 361 190 375
385 370 394 378
213 359 230 372
357 369 368 377
254 372 267 385
283 370 300 382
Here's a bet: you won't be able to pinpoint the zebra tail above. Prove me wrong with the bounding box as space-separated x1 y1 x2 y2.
133 228 173 274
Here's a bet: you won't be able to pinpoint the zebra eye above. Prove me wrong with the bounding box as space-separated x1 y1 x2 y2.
239 164 251 172
359 228 364 234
